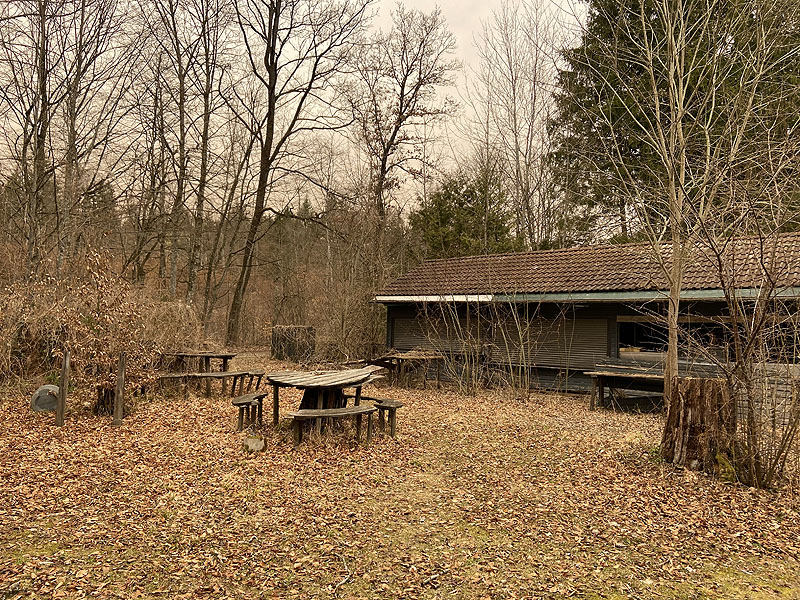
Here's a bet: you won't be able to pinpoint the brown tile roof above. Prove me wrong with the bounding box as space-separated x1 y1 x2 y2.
379 232 800 297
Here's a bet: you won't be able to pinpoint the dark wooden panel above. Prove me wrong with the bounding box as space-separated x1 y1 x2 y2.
490 317 608 370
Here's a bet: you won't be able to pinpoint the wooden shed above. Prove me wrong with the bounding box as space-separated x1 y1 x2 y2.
375 233 800 391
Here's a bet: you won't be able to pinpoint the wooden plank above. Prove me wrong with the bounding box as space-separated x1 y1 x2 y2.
56 351 70 427
288 406 377 419
112 352 126 426
272 385 279 426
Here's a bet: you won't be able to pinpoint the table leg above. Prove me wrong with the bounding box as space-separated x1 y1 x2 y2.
203 356 211 373
354 387 361 406
389 408 397 438
222 374 228 396
378 408 385 431
356 414 362 440
590 378 598 411
272 385 279 426
257 398 263 426
293 420 302 446
222 358 229 373
315 389 323 434
237 407 244 431
598 375 605 408
366 413 373 444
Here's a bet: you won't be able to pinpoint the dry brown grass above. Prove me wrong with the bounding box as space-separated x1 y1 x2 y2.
1 357 799 599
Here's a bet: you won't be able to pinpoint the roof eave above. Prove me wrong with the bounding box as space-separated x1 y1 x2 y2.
374 287 800 304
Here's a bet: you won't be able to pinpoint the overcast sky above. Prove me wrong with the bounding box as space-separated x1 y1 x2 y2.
373 0 497 74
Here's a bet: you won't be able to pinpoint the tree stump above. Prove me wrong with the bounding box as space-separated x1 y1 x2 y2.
271 326 315 362
661 377 736 472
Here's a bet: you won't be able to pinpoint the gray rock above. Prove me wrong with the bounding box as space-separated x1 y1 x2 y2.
243 435 265 453
31 385 59 412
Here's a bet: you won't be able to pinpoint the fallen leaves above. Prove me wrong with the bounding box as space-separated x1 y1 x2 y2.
0 355 799 599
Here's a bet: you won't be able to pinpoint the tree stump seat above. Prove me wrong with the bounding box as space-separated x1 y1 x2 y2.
232 392 270 431
287 405 377 446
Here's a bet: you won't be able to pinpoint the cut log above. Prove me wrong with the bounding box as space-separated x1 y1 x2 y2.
661 377 736 472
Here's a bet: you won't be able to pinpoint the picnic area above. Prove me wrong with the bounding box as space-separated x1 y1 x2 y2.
2 351 799 599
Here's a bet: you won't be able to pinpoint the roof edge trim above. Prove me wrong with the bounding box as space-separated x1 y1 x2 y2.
375 287 800 304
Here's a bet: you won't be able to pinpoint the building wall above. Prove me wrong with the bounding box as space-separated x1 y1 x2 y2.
385 302 617 390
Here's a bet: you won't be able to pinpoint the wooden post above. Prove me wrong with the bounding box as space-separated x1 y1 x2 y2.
272 385 279 426
598 375 605 408
389 408 397 438
56 351 70 427
315 389 323 434
354 387 362 406
113 352 126 426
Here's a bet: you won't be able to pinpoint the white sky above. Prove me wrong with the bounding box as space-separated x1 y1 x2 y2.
373 0 498 74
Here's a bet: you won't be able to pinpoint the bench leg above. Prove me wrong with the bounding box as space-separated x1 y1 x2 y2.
247 374 254 392
222 375 227 397
257 399 263 426
378 408 386 432
293 420 302 447
590 378 598 411
273 385 279 427
237 407 244 431
389 408 397 438
366 413 373 444
315 389 323 435
355 414 362 441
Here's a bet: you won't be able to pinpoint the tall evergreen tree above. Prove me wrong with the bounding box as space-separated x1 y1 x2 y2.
410 171 522 259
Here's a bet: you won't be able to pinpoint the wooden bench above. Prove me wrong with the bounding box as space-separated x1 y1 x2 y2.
343 394 403 437
287 405 377 446
585 359 720 409
232 391 271 431
159 371 249 397
373 399 403 437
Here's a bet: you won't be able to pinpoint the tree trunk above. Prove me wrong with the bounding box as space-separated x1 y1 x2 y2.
661 377 736 473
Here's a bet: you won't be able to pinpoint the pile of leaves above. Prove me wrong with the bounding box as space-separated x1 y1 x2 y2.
1 358 798 599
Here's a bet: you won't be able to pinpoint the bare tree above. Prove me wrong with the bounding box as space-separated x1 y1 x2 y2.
469 0 562 248
347 5 459 223
223 0 372 343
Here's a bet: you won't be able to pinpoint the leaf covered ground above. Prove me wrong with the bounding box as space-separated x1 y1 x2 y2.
2 357 800 599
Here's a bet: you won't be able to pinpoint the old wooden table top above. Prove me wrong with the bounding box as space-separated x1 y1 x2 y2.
161 351 238 359
265 366 384 390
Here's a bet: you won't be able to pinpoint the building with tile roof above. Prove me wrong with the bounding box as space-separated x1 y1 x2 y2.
375 232 800 392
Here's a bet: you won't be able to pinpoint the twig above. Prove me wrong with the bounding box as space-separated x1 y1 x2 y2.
332 556 352 597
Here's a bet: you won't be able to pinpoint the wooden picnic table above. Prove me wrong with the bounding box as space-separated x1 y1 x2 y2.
160 351 238 396
368 349 443 388
265 366 384 427
161 351 237 372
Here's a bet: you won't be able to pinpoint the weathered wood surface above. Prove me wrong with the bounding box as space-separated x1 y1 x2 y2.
287 405 377 419
112 352 126 427
158 371 248 380
161 351 237 359
288 405 376 446
56 351 70 427
232 392 270 431
585 370 663 380
266 366 383 389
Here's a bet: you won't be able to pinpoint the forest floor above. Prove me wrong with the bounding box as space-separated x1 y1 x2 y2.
1 352 800 599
